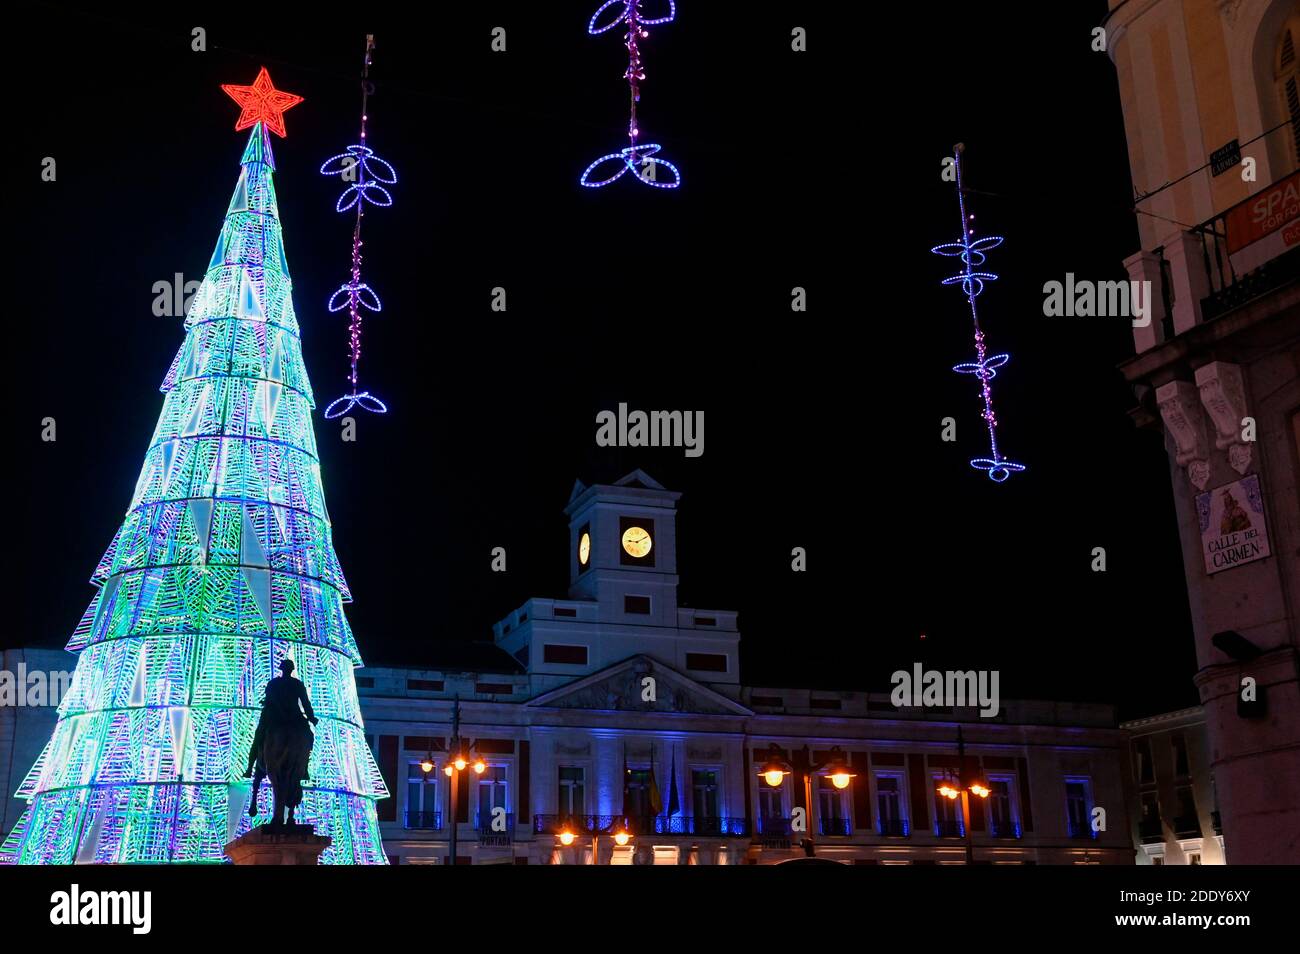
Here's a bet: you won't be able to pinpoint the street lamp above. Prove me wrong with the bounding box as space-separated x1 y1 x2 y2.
757 743 856 853
419 695 485 866
933 726 989 864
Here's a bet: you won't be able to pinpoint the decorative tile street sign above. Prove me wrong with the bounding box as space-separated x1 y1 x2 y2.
1197 474 1272 574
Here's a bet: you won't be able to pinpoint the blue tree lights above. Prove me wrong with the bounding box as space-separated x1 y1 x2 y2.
580 0 681 189
320 37 396 420
931 146 1026 483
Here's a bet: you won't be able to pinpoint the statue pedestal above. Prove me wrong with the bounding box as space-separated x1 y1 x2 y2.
224 825 332 865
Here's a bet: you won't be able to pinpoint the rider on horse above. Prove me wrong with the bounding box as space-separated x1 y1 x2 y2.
245 657 318 779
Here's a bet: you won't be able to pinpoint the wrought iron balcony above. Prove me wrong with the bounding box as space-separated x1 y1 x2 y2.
934 819 964 838
877 817 909 837
989 818 1021 839
757 816 792 836
531 813 750 837
1067 817 1099 840
403 810 442 831
818 816 852 836
1172 814 1202 839
475 811 514 845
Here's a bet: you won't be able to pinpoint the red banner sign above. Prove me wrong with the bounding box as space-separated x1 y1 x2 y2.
1224 169 1300 254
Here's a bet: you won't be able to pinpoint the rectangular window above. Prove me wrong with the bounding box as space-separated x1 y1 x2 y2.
626 769 652 823
694 617 716 626
475 682 512 695
810 698 841 710
355 676 375 689
476 766 509 827
1171 733 1190 778
1134 738 1154 784
751 695 783 707
692 770 719 820
876 775 905 835
1065 780 1093 838
818 776 850 835
757 783 785 831
554 606 577 618
685 652 727 672
543 644 588 665
624 595 651 614
989 779 1016 837
405 762 438 829
558 766 584 818
933 778 962 836
407 678 444 692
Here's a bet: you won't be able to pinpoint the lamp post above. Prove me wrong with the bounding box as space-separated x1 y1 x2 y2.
757 743 856 855
935 726 989 865
420 695 485 866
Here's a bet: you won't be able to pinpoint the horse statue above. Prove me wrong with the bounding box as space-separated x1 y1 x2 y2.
244 658 318 829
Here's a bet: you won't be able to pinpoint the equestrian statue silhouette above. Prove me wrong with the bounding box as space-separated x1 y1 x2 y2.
244 658 318 828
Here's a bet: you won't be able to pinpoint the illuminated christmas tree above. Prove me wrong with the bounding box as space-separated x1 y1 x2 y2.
0 69 389 864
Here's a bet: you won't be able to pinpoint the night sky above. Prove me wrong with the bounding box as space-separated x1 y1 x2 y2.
10 3 1197 720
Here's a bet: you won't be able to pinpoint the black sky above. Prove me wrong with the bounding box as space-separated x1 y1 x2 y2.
9 2 1198 720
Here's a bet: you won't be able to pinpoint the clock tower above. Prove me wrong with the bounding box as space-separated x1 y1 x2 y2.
566 469 680 624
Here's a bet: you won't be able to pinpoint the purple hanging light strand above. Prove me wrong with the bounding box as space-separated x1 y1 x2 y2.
345 37 374 393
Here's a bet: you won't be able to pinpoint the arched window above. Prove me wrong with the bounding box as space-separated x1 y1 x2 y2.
1276 16 1300 168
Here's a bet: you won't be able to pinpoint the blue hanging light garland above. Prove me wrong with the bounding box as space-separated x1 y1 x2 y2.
930 144 1025 483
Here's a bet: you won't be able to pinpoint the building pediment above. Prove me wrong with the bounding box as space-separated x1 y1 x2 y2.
527 655 750 716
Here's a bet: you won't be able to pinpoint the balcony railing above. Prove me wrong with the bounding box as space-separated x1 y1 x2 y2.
1190 169 1300 323
403 810 443 831
474 811 514 845
877 817 909 837
531 814 750 837
989 818 1021 839
935 819 964 838
757 817 792 836
1067 817 1099 840
1211 811 1222 836
818 816 852 836
1172 814 1202 839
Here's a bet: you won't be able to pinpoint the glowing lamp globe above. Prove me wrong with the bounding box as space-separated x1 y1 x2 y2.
938 781 962 800
969 782 991 799
829 771 853 790
558 830 576 847
613 830 631 847
419 757 435 774
762 769 787 788
443 764 454 778
472 759 487 775
453 756 468 772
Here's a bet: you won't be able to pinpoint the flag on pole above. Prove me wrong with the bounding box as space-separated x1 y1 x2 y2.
648 743 664 817
667 745 681 817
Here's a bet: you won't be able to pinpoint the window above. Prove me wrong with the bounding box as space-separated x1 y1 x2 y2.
809 697 841 710
624 595 651 614
685 652 727 672
933 777 962 836
407 678 444 692
1278 18 1300 167
543 644 587 665
1152 855 1164 866
1065 779 1093 838
1134 738 1154 784
757 782 786 831
694 617 716 626
554 606 577 618
405 762 437 829
751 695 783 707
476 766 509 827
1188 852 1202 866
692 770 719 819
475 682 512 695
818 776 851 835
625 769 653 821
558 767 584 818
989 779 1017 837
875 775 906 835
1171 732 1190 778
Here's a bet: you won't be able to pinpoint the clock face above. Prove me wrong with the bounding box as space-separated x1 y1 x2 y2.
621 526 653 558
578 531 591 566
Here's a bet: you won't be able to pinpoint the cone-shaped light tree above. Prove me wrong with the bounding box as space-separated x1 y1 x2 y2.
0 69 389 864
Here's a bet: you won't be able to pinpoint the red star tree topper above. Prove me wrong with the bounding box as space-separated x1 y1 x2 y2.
221 67 303 138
